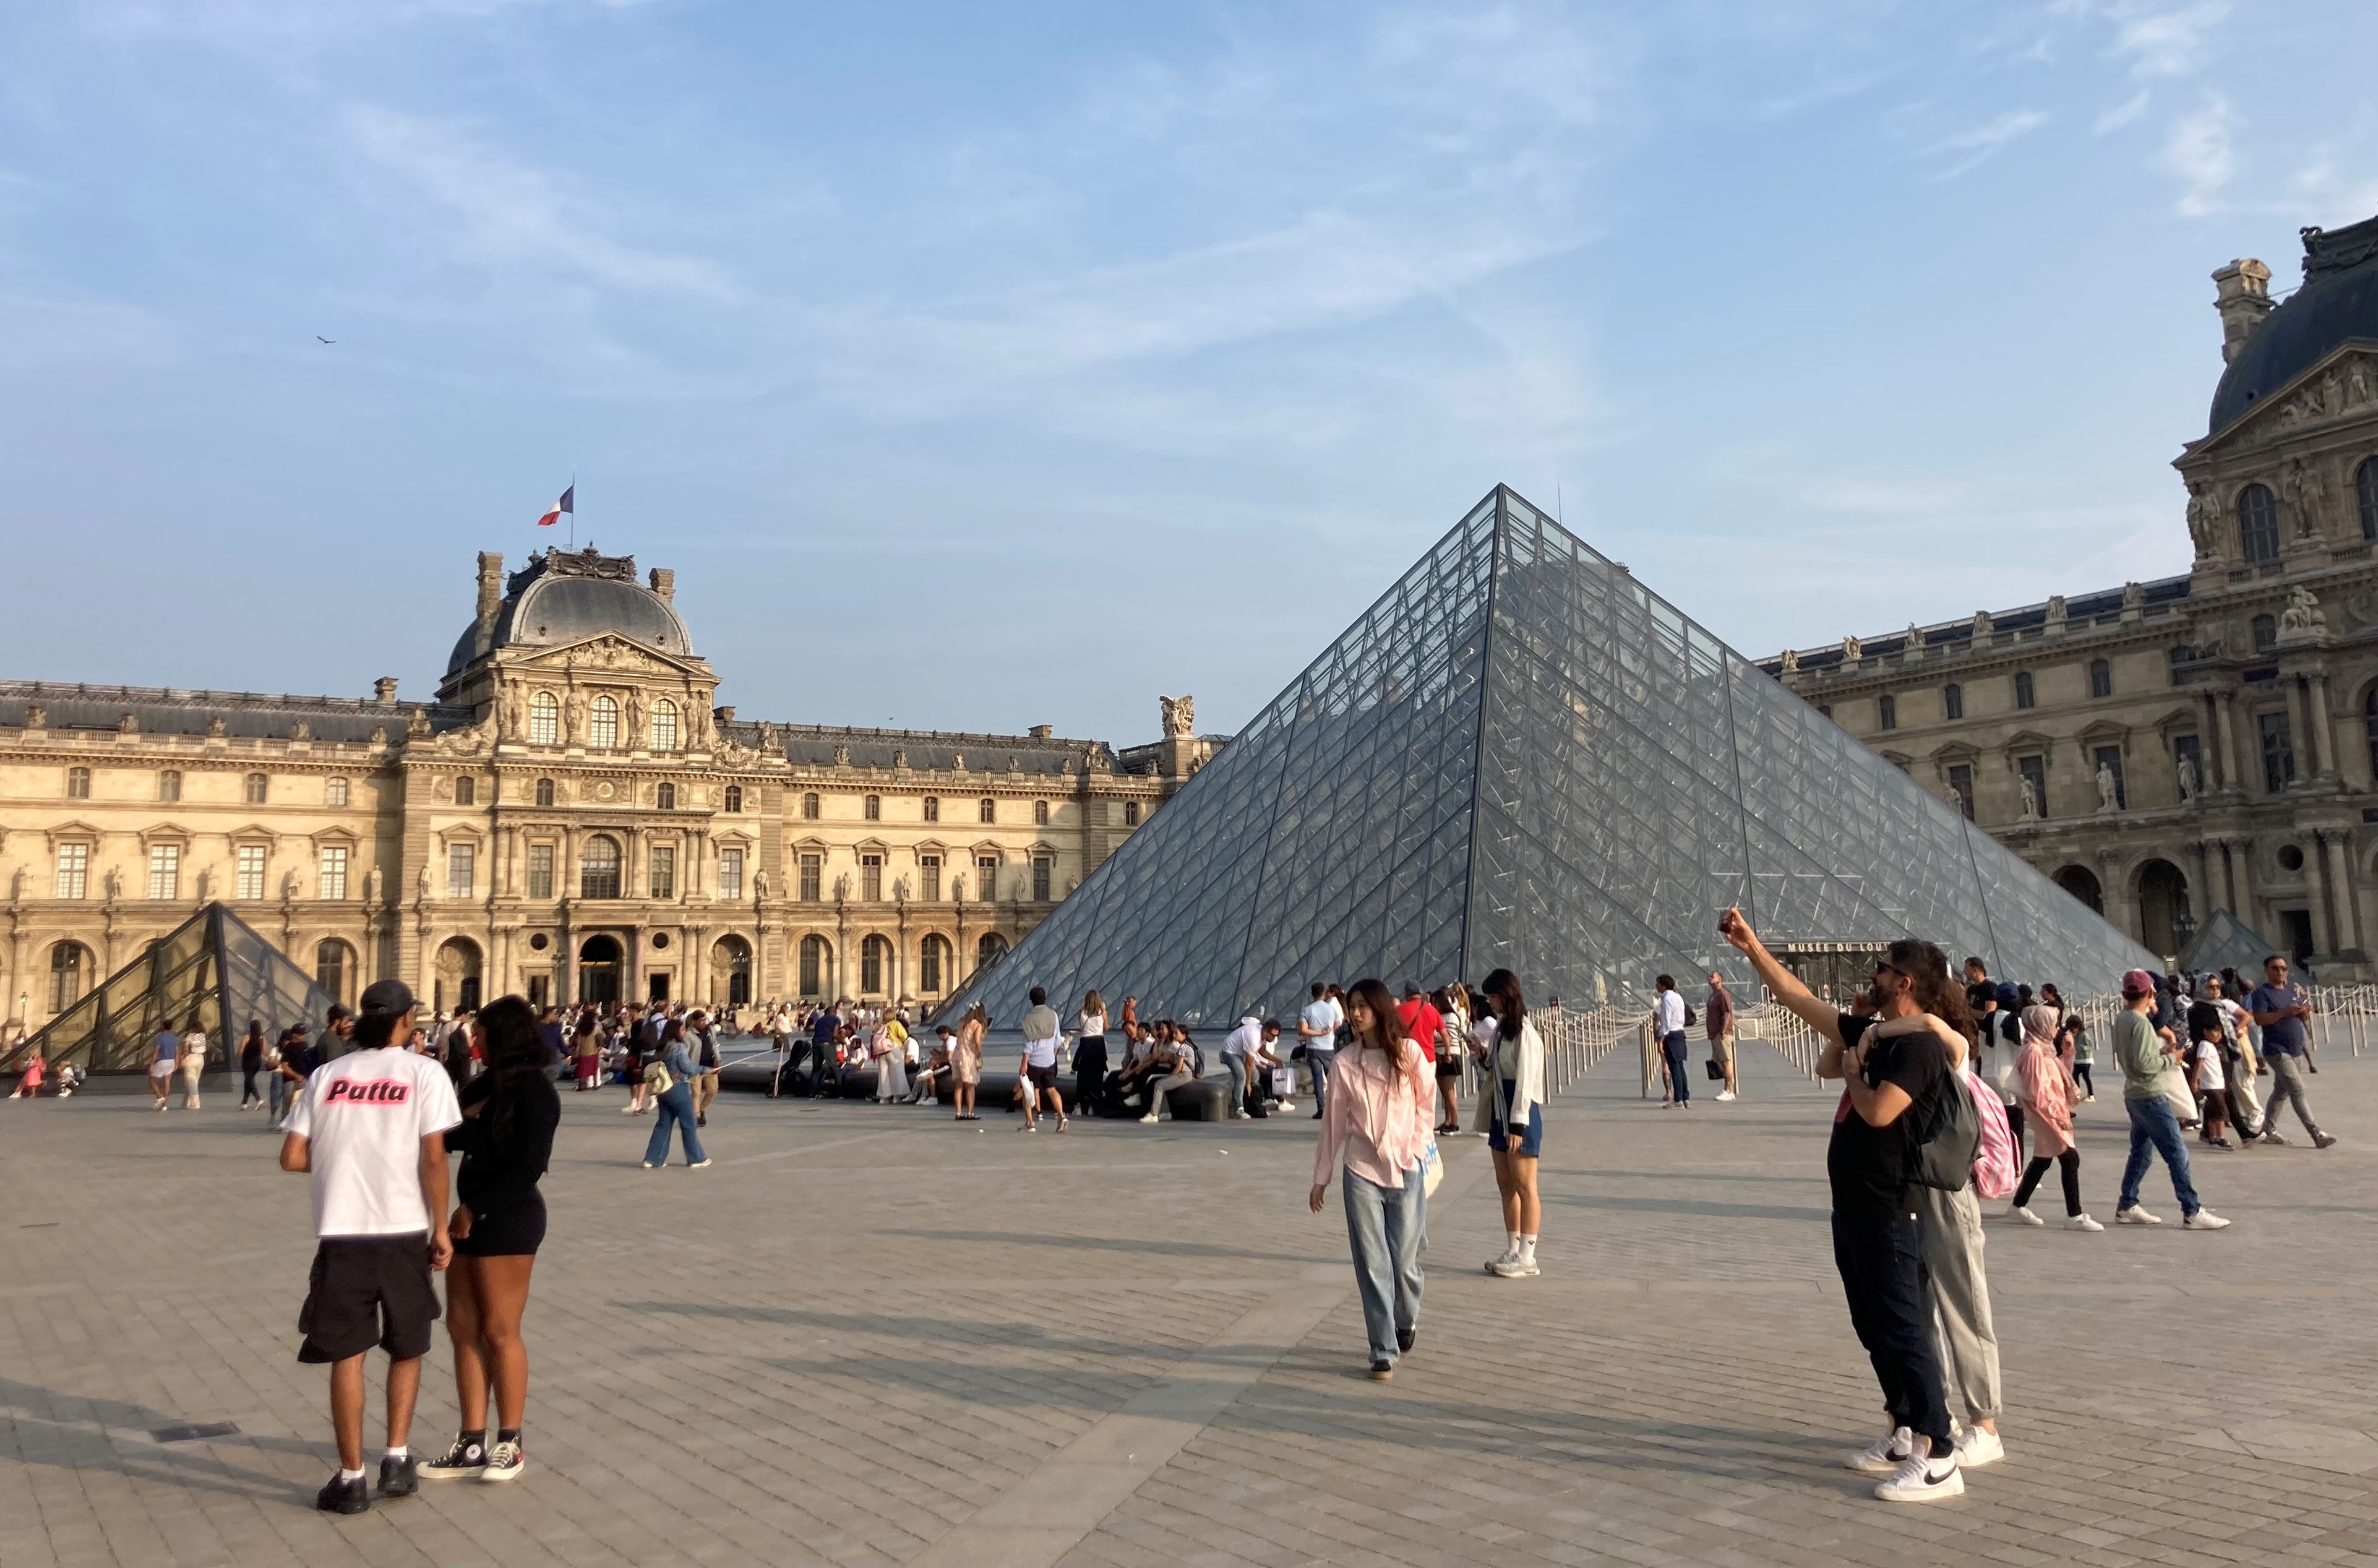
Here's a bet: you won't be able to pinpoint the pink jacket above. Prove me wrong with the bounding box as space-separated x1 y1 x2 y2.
1312 1040 1434 1191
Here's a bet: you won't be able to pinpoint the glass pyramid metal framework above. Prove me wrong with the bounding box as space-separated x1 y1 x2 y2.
942 485 2157 1027
0 902 337 1074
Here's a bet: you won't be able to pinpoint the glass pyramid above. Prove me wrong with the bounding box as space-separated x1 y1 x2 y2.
0 902 338 1075
943 485 2157 1027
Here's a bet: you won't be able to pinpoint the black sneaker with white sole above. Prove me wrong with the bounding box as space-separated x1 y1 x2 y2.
316 1473 371 1514
417 1436 488 1480
377 1454 418 1497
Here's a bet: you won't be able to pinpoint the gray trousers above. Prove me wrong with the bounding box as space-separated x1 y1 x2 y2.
2265 1053 2323 1137
1342 1168 1424 1366
1912 1185 2002 1423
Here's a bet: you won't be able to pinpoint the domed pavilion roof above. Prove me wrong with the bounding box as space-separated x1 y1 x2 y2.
2210 214 2378 435
445 547 693 677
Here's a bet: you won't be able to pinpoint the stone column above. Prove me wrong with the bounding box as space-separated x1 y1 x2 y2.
562 826 582 901
558 904 577 1005
2304 831 2336 954
2209 838 2235 914
624 923 642 1005
2098 851 2137 947
2288 676 2322 781
2231 838 2260 941
2323 829 2363 953
2210 687 2244 797
2307 671 2342 784
2184 840 2212 929
687 924 710 1004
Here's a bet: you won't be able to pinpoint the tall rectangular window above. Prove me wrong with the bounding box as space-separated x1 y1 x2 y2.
1032 855 1052 902
1947 763 1975 820
447 842 475 899
66 766 90 799
1877 694 1898 730
319 846 349 901
799 852 822 902
326 776 350 807
454 776 476 806
2260 711 2297 792
719 846 744 899
923 796 940 823
976 855 997 901
2092 745 2127 810
1123 799 1141 826
920 854 941 902
158 770 181 802
802 792 820 820
55 844 88 899
235 845 267 900
861 853 882 901
649 844 676 899
147 844 180 900
526 843 554 899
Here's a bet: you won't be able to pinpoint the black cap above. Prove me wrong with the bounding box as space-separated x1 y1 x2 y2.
325 1004 352 1023
1401 981 1421 996
359 978 416 1019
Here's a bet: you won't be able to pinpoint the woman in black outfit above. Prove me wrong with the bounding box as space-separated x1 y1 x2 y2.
419 995 559 1485
237 1021 266 1110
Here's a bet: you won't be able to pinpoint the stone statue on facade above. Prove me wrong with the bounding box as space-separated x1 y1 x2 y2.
833 873 851 903
2015 776 2040 823
2350 357 2374 408
2282 456 2332 541
1160 695 1196 738
752 868 768 901
1840 634 1862 662
2095 761 2120 814
364 865 382 904
2279 585 2327 635
417 864 432 900
833 743 850 766
758 722 779 753
1779 647 1799 673
2185 481 2218 558
1971 609 1991 640
290 721 311 742
207 716 226 738
562 688 586 741
22 706 43 729
406 708 432 738
625 691 646 746
196 868 213 901
103 868 122 901
2177 752 2200 803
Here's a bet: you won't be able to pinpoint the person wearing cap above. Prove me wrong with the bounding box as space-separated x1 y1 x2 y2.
2112 969 2230 1230
279 978 465 1514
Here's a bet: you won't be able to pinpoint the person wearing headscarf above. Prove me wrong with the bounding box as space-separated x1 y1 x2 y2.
2007 1005 2100 1232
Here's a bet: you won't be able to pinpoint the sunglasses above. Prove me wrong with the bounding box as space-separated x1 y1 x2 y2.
1871 961 1907 980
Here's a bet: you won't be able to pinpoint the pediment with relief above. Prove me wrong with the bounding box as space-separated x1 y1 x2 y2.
511 636 706 678
2197 346 2378 456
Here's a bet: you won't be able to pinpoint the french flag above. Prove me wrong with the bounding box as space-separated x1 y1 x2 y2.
536 485 573 528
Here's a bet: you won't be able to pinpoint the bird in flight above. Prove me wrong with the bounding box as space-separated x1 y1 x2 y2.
315 335 335 345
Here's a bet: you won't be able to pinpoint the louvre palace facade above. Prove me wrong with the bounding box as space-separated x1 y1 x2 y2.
0 545 1208 1031
1766 214 2378 980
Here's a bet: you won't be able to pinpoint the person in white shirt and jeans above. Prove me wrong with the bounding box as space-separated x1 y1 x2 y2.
280 978 463 1515
1298 983 1339 1122
1654 976 1691 1108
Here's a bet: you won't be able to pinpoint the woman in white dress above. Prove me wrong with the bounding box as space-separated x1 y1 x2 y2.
872 1021 909 1102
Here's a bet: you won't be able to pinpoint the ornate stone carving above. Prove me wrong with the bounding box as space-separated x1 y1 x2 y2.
118 713 138 734
22 706 43 729
1160 695 1196 738
714 737 755 768
625 690 645 743
290 721 311 741
1779 648 1798 674
562 688 586 740
207 716 226 737
833 743 850 766
369 726 388 745
2281 456 2332 541
1971 609 1992 640
2177 753 2200 803
2016 775 2040 823
2278 585 2328 636
758 722 779 753
2095 761 2120 815
1840 634 1862 662
406 708 432 737
893 748 908 769
2186 481 2218 558
500 687 525 739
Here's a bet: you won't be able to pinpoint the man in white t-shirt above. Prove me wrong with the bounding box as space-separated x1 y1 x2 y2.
280 978 463 1515
1018 985 1069 1133
1298 983 1339 1123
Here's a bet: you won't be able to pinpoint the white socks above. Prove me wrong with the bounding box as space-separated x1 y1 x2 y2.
338 1467 366 1481
385 1446 406 1462
1519 1234 1537 1266
1505 1232 1521 1259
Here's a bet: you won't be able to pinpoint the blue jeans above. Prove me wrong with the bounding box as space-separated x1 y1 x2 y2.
267 1073 286 1118
1831 1211 1951 1450
1307 1050 1333 1118
2119 1095 2200 1217
645 1082 707 1166
1662 1031 1690 1102
1224 1056 1250 1110
1342 1168 1424 1366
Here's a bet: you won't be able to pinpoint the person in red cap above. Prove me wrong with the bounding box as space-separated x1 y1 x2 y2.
2112 969 2230 1232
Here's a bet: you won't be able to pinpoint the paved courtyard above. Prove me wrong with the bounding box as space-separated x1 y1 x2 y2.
4 1040 2376 1568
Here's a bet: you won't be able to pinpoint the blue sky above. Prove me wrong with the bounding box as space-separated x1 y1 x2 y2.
4 1 2376 744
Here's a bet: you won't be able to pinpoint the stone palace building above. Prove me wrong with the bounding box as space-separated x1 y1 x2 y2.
0 546 1210 1029
1764 213 2378 980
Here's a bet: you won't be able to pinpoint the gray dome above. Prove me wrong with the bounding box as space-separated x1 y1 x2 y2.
2210 215 2378 435
445 551 693 677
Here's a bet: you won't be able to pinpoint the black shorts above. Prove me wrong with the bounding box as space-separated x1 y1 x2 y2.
298 1235 440 1364
1436 1056 1462 1080
1026 1063 1058 1092
454 1193 547 1258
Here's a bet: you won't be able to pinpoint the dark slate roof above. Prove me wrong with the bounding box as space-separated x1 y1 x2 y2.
2209 215 2378 435
447 549 693 677
0 681 468 742
737 722 1116 776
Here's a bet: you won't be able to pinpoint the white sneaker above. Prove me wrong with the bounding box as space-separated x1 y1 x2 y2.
2115 1206 2162 1225
1875 1453 1964 1503
1231 1110 1250 1120
1486 1254 1540 1278
2183 1209 2232 1230
1277 1100 1295 1112
1138 1112 1159 1125
2065 1212 2105 1232
1845 1426 1913 1474
1953 1427 2004 1468
2008 1204 2045 1227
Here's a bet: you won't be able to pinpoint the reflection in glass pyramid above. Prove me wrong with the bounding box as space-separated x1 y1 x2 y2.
943 486 2156 1027
1 902 338 1075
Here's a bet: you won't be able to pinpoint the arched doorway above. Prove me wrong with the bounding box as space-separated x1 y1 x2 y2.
798 935 831 998
578 934 623 1006
2136 859 2192 958
48 941 89 1014
976 931 1009 974
2054 864 2104 915
314 939 354 1007
711 935 753 1007
435 936 484 1013
919 934 951 996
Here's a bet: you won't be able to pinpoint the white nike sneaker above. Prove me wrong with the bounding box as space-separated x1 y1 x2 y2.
1845 1426 1913 1474
1875 1452 1964 1502
2183 1209 2232 1230
2115 1206 2162 1225
1954 1427 2004 1468
2065 1212 2105 1232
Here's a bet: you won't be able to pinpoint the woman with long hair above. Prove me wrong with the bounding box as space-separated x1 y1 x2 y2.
1308 977 1433 1381
642 1020 709 1168
952 1002 985 1121
1073 990 1109 1116
420 995 557 1484
1479 969 1548 1279
571 1009 601 1093
239 1021 267 1110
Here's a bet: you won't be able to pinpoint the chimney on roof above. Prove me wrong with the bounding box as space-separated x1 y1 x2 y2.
474 551 504 631
649 567 675 603
374 677 398 706
2212 259 2273 363
1029 724 1054 741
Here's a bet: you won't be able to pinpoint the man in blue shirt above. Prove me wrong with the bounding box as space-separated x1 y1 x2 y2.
807 1001 844 1097
2246 954 2337 1149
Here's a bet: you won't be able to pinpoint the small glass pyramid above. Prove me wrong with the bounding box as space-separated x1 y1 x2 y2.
2 902 338 1074
943 485 2157 1026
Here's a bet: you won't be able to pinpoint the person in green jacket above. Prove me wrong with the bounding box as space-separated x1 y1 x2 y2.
2113 969 2230 1230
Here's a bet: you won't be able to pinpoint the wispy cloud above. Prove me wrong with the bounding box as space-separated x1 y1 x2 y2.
1921 108 2049 181
2095 88 2150 133
2105 0 2229 79
2163 95 2236 216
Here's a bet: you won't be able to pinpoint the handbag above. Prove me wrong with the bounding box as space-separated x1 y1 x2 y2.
1703 1058 1724 1080
645 1061 674 1094
1290 1043 1308 1061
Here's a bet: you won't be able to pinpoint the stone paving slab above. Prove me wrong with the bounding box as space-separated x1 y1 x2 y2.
2 1042 2374 1567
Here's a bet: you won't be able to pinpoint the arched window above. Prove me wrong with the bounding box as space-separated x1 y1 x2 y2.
1123 799 1141 826
920 934 950 994
534 777 555 807
657 781 676 810
864 794 882 821
2088 659 2112 699
1942 683 1963 721
325 776 350 807
580 834 622 899
2014 672 2036 710
2238 482 2281 563
979 798 996 823
651 700 679 752
1033 799 1050 826
529 692 559 745
48 941 88 1012
2254 614 2277 653
724 785 744 813
2359 458 2378 542
589 695 619 749
453 776 476 806
922 796 940 823
314 939 353 1006
798 934 830 997
158 769 181 802
861 933 891 994
244 772 268 804
976 931 1009 970
65 766 89 799
1877 695 1897 730
801 791 819 820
